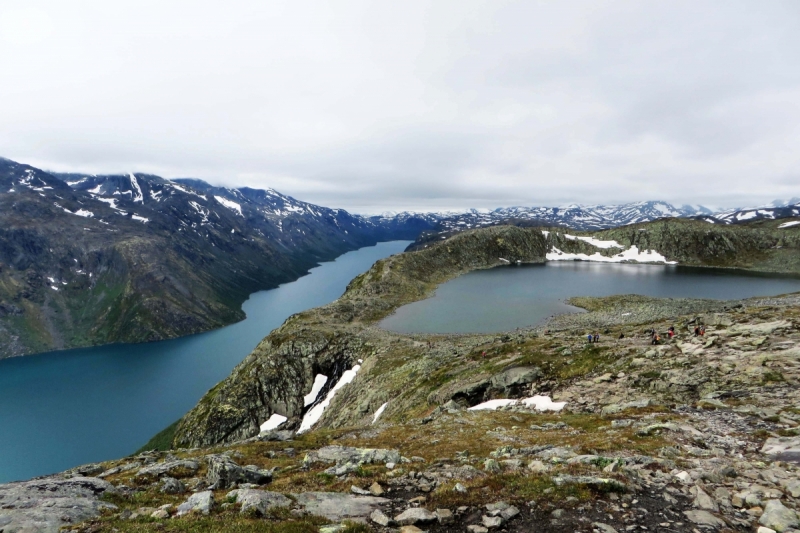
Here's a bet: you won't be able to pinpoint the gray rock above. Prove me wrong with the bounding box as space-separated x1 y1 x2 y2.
436 508 454 524
294 492 389 521
206 455 271 489
691 485 719 512
395 507 437 525
226 488 291 516
500 505 520 521
483 459 501 473
160 476 186 494
782 480 800 498
490 366 542 393
454 482 467 493
304 446 401 466
467 526 489 533
371 509 393 526
592 523 619 533
0 476 117 533
151 508 170 519
351 485 372 495
762 437 800 462
552 475 626 492
176 490 215 516
369 482 384 496
257 430 295 442
482 515 504 529
135 459 199 479
760 500 800 532
98 461 141 478
683 510 726 529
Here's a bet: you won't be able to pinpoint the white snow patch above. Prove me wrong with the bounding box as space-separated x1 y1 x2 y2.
547 245 676 264
170 183 206 199
469 395 566 412
131 215 149 223
215 196 243 216
736 211 758 221
778 221 800 228
304 374 329 407
129 174 144 203
88 184 103 194
259 414 288 432
372 402 388 424
47 277 56 284
573 236 623 249
541 230 549 237
298 365 361 433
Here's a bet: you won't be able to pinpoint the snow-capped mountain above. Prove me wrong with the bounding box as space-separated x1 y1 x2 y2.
428 201 715 233
697 200 800 225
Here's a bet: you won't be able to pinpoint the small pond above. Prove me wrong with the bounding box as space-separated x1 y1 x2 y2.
379 262 800 334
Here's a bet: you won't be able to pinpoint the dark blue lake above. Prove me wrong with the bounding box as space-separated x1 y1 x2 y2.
380 261 800 334
0 241 411 483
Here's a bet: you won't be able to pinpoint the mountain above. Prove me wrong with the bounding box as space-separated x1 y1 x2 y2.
0 158 435 358
695 201 800 225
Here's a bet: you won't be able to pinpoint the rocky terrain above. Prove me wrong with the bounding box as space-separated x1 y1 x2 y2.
0 157 434 358
3 222 799 532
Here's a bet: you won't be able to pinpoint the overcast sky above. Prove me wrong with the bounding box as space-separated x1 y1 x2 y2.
1 1 798 213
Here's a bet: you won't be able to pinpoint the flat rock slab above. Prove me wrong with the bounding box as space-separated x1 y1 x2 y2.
135 459 199 478
303 446 400 466
0 476 116 533
226 489 291 516
762 437 800 463
293 492 389 521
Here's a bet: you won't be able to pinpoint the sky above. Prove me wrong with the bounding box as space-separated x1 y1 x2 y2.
1 1 799 214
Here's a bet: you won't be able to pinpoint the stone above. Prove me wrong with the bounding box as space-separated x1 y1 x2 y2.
675 471 693 484
758 528 778 533
371 509 393 526
483 459 501 473
691 485 719 512
395 507 437 525
759 500 800 532
226 489 291 516
592 523 619 533
527 460 549 473
351 485 371 495
500 505 520 521
482 515 504 529
782 480 800 498
160 477 186 494
467 526 489 533
552 475 626 492
369 481 385 496
762 437 800 462
454 482 467 493
206 455 272 489
0 476 117 533
436 508 454 524
257 430 295 442
294 492 389 521
304 446 401 466
176 491 214 516
683 510 726 529
400 526 423 533
135 459 200 479
485 501 509 513
151 509 169 519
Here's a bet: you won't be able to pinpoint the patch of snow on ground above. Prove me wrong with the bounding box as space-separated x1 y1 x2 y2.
574 236 623 249
736 210 758 221
469 395 566 412
74 209 93 217
131 215 149 223
298 364 361 433
215 196 243 216
129 174 144 203
88 184 103 194
541 230 549 237
778 221 800 228
304 374 329 407
547 245 676 264
259 414 288 432
170 183 206 199
372 402 388 424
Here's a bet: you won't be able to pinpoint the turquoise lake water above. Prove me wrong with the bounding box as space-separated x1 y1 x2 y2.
0 241 411 483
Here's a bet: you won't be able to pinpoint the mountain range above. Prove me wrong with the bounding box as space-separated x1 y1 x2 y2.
0 155 797 357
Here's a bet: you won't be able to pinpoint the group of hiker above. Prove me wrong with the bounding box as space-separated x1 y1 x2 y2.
586 323 706 345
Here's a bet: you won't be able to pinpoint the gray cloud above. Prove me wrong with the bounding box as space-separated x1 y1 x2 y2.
1 0 798 213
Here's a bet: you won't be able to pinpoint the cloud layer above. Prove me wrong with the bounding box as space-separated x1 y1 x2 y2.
1 1 798 212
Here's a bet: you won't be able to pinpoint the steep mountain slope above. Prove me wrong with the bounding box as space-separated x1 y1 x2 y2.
0 158 434 358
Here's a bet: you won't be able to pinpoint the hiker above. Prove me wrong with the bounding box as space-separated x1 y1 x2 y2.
667 326 675 339
587 334 593 343
651 333 660 345
694 326 701 336
482 351 487 358
593 333 600 343
699 325 706 336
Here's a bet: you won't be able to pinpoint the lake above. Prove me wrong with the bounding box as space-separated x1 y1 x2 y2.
0 241 411 483
380 261 800 334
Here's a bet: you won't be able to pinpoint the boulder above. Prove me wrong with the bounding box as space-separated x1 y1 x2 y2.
762 437 800 462
206 455 272 489
176 491 214 516
683 510 726 529
303 446 401 466
135 459 199 479
489 366 542 394
0 476 117 533
394 507 437 525
370 509 393 526
759 500 799 532
226 489 291 516
294 492 389 521
160 477 186 494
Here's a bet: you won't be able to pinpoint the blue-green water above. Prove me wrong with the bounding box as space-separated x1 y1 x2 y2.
380 261 800 334
0 241 411 483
